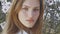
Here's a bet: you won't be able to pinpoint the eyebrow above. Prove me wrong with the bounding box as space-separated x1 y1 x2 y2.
22 5 30 8
23 5 40 8
34 7 40 9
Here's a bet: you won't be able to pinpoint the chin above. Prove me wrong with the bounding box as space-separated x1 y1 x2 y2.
26 25 34 28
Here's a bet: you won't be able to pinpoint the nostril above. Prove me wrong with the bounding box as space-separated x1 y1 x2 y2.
28 14 33 17
28 15 33 18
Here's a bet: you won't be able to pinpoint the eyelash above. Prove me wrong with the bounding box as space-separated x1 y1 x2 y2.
33 9 40 12
22 8 28 11
22 8 40 12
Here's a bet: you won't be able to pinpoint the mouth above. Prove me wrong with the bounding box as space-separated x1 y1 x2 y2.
26 19 34 23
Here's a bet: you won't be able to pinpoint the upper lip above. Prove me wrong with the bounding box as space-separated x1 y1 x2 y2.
26 19 34 22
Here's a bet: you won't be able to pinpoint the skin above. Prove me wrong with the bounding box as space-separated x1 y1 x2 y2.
18 0 40 28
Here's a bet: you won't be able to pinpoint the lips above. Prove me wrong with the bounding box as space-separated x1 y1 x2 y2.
26 19 34 23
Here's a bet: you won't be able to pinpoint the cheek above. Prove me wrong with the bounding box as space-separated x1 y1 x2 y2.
23 12 28 17
18 11 26 24
18 10 26 18
18 10 27 22
34 12 40 18
33 12 40 22
18 11 24 20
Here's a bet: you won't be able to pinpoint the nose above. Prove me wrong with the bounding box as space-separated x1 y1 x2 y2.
28 10 33 18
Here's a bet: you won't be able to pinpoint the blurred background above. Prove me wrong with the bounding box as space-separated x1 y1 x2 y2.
0 0 60 34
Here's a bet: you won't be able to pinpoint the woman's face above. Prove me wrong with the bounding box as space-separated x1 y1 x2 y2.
18 0 40 28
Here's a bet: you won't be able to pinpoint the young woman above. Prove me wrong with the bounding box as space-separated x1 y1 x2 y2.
2 0 44 34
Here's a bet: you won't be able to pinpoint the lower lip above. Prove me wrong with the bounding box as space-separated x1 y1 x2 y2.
26 20 34 23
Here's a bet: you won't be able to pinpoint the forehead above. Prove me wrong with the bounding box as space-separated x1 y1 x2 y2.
23 0 40 7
